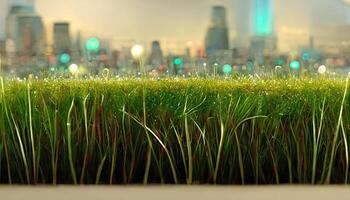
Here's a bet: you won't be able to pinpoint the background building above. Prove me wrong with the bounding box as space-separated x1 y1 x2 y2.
53 22 71 55
232 0 251 48
148 40 163 70
205 6 229 54
250 0 277 58
6 4 45 57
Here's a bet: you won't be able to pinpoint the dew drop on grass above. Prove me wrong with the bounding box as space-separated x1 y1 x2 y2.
275 66 282 70
102 68 110 78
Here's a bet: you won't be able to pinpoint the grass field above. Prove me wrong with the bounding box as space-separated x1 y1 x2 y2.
0 76 350 184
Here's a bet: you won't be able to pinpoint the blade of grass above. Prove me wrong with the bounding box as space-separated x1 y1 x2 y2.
326 74 350 184
67 98 77 184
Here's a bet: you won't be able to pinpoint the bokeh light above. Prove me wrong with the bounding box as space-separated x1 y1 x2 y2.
318 65 327 74
86 37 101 52
290 60 301 70
60 53 71 64
174 58 183 65
223 64 233 75
69 63 79 74
131 44 144 58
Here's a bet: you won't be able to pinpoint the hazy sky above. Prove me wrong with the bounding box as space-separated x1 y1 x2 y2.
1 0 350 51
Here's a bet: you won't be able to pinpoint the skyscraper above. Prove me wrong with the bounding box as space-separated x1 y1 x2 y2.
205 6 229 54
250 0 277 57
148 40 163 69
0 0 6 39
232 0 251 48
6 4 45 56
8 0 35 10
253 0 273 36
53 22 71 55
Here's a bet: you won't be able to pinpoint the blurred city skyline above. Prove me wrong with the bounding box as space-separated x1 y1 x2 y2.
0 0 350 52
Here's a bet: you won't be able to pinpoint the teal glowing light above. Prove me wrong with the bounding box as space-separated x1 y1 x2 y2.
255 0 273 36
86 37 100 52
174 58 182 65
223 64 233 75
302 52 311 61
275 58 284 66
290 60 301 70
60 53 71 64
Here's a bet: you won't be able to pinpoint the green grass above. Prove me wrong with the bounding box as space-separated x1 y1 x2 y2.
0 76 350 184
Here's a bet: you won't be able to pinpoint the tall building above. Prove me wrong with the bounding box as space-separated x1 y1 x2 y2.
250 0 277 57
0 0 6 39
53 22 71 55
345 0 350 24
205 6 229 54
6 4 45 57
8 0 35 7
253 0 273 36
232 0 251 48
0 39 6 71
148 40 163 69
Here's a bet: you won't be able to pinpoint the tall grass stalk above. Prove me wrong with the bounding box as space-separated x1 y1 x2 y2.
183 96 193 184
326 74 350 184
311 97 326 184
27 83 36 183
80 94 90 184
142 87 153 184
1 77 30 184
341 119 349 184
67 98 77 184
123 111 178 184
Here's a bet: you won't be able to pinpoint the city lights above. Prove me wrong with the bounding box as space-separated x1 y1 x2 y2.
86 37 100 52
131 44 144 59
60 53 71 64
223 64 233 74
69 63 79 74
174 57 183 65
290 60 301 70
318 65 327 74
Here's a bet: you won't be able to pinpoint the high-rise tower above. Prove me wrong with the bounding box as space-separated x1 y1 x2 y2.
6 0 44 57
148 41 163 69
233 0 251 48
53 22 71 55
205 6 229 54
253 0 273 36
250 0 277 57
8 0 35 10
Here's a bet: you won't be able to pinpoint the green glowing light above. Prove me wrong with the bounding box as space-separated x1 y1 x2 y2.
60 53 71 64
275 58 284 66
255 0 273 36
223 64 233 75
86 37 100 52
174 58 183 65
290 60 301 70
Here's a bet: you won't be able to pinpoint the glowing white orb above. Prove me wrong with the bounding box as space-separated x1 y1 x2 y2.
69 64 79 74
318 65 327 74
131 44 144 58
